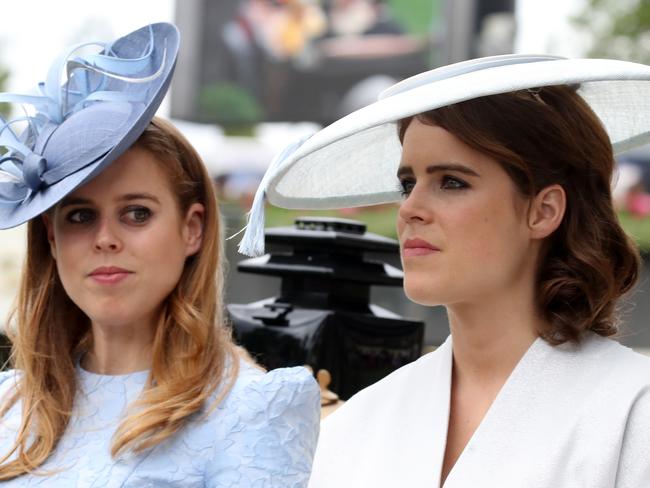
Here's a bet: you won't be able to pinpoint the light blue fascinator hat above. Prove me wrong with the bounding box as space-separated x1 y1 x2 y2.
0 22 179 229
238 54 650 256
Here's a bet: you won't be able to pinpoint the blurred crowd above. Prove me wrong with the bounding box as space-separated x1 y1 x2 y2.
615 150 650 218
227 0 405 62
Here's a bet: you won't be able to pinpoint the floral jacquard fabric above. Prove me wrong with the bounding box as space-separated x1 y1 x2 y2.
0 361 320 487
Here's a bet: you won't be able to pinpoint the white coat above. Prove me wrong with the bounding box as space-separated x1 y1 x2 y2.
308 332 650 488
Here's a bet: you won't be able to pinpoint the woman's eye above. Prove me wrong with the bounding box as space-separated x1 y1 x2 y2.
123 206 152 223
441 176 468 190
66 208 96 224
399 179 415 197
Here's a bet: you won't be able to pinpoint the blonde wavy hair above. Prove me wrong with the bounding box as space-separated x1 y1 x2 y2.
0 117 240 479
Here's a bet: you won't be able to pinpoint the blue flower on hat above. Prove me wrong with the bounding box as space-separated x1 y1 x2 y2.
0 22 179 229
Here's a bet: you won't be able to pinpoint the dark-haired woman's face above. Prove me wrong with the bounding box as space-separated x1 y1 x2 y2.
43 148 203 332
396 120 535 307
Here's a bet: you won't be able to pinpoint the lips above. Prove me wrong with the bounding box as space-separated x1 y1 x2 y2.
88 266 133 285
402 238 441 257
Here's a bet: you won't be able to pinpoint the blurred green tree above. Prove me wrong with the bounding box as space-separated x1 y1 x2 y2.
573 0 650 64
387 0 441 35
198 82 264 137
0 63 9 119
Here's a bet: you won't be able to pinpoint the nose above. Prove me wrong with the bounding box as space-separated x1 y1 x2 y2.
93 217 123 253
398 186 432 225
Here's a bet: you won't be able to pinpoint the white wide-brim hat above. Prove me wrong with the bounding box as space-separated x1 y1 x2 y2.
238 54 650 256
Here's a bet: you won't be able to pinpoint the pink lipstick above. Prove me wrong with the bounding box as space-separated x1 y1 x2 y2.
402 238 441 257
88 266 132 285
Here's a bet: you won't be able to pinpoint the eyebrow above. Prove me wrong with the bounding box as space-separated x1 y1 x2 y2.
58 193 161 208
396 163 481 178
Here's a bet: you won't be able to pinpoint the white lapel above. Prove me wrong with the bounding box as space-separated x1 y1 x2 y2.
309 336 454 488
442 336 551 487
385 335 454 487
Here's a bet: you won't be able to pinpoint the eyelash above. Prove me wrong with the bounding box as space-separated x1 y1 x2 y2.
66 208 95 224
398 175 469 197
65 206 153 225
123 206 152 224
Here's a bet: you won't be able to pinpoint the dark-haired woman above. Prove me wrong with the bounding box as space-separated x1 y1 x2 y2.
238 55 650 487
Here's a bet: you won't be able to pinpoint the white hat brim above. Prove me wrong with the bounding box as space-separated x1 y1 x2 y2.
265 56 650 210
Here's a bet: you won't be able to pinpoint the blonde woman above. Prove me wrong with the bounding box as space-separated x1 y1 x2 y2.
0 24 319 486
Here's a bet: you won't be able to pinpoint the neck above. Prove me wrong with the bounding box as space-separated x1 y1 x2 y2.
446 279 542 387
82 317 157 375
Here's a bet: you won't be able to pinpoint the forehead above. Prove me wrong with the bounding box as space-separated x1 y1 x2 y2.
67 148 171 199
400 119 499 173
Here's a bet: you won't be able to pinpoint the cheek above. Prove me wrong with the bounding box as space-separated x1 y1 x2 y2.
52 231 90 281
140 225 188 285
460 214 501 260
147 224 186 259
453 206 531 287
452 199 520 257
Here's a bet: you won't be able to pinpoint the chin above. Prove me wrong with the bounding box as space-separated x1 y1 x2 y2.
83 303 140 328
403 281 446 307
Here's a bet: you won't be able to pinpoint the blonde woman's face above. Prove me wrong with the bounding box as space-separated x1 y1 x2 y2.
43 148 203 331
396 120 534 307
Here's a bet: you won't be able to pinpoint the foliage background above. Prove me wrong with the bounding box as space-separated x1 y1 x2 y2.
574 0 650 63
0 63 9 118
572 0 650 252
261 205 650 254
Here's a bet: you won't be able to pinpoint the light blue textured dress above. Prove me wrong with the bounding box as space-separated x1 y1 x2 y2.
0 361 320 487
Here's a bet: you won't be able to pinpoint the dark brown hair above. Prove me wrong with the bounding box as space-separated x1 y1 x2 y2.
398 86 641 344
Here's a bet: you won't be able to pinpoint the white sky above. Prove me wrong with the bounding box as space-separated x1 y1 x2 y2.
0 0 175 112
0 0 595 121
0 0 590 96
515 0 589 56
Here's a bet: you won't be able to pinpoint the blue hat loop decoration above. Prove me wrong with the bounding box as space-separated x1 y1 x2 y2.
22 153 47 191
0 23 180 229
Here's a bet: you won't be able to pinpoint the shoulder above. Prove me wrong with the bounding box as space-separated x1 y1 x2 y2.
309 342 451 487
223 360 321 442
610 351 650 485
579 332 650 363
223 360 321 419
325 339 448 428
0 370 21 437
315 340 449 462
0 369 20 399
563 333 650 386
203 361 320 487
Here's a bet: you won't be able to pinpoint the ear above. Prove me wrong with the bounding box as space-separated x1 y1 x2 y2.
183 203 205 257
41 213 57 260
528 184 566 240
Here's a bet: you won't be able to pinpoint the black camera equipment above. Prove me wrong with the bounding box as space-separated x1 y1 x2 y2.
227 217 424 399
